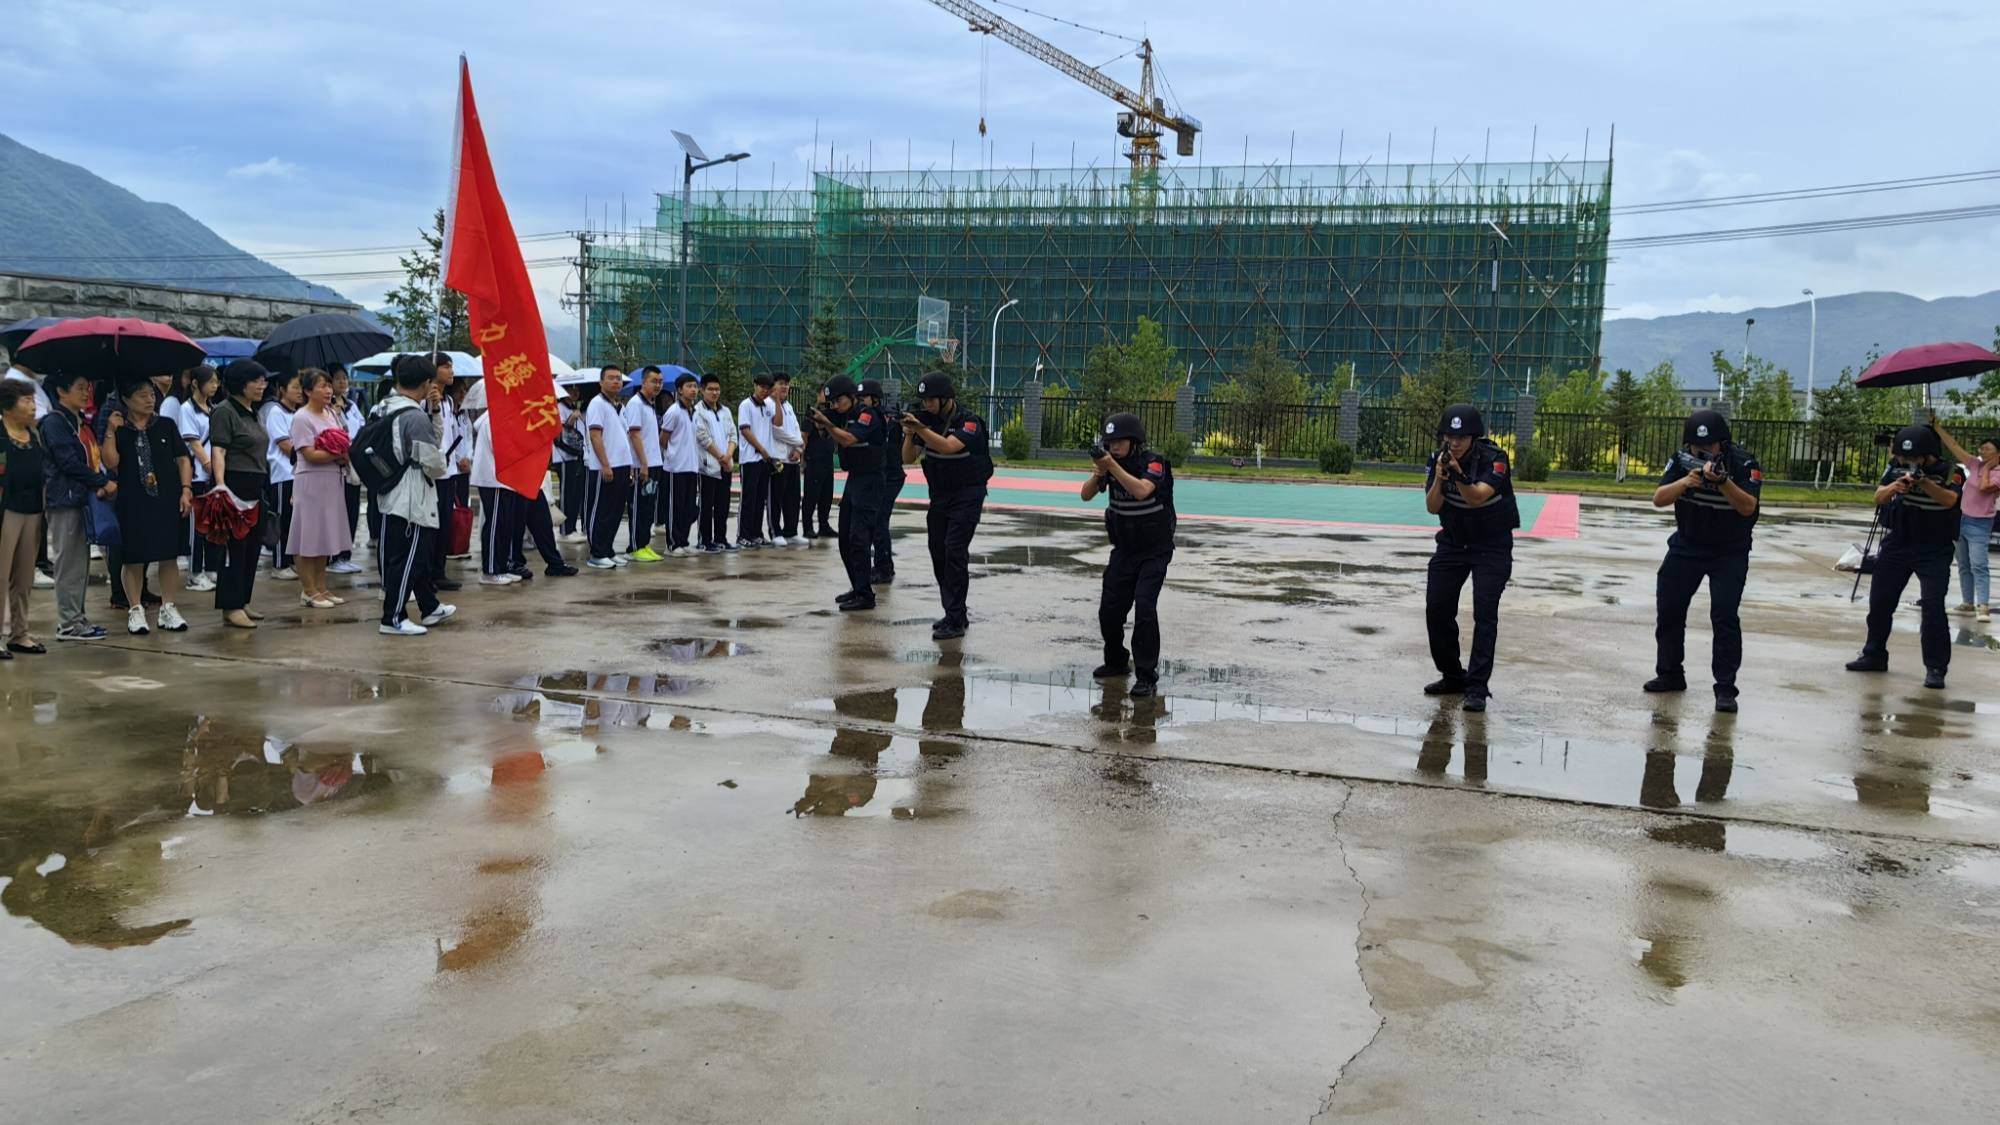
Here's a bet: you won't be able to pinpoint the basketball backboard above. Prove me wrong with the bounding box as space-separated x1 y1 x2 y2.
917 295 950 349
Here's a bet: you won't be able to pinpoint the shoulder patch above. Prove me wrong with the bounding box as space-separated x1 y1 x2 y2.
1491 460 1508 476
1748 468 1762 482
858 411 873 424
960 420 980 435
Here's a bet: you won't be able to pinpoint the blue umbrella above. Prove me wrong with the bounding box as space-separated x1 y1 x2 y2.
195 336 262 361
2 316 66 354
622 363 698 394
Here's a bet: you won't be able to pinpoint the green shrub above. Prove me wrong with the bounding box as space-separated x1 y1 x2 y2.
1000 418 1030 461
1317 439 1355 475
1197 429 1239 457
1158 431 1193 464
1516 448 1551 482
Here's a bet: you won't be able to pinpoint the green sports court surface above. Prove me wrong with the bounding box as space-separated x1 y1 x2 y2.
833 467 1580 539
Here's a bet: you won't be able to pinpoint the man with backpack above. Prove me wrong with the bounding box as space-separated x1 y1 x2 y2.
356 356 454 636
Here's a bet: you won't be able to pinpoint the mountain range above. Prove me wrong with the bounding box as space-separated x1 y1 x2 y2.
1600 290 2000 388
0 132 345 304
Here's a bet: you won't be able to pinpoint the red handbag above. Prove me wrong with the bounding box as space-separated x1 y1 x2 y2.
447 500 474 557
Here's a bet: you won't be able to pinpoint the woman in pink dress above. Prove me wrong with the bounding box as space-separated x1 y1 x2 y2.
286 369 354 608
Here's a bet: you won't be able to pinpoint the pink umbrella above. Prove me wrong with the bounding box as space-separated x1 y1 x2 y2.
1857 341 2000 388
14 316 205 382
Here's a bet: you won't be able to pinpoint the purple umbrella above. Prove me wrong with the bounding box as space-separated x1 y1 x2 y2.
1857 341 2000 388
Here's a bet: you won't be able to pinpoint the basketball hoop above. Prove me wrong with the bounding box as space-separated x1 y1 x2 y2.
936 338 960 363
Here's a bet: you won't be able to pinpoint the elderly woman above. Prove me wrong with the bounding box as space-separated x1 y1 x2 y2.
0 381 48 657
286 369 353 608
98 376 193 635
207 360 272 629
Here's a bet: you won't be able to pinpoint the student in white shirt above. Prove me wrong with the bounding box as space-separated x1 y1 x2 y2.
178 365 221 591
433 359 473 578
582 364 633 568
765 372 807 545
735 373 778 547
553 386 586 540
258 371 302 579
622 365 667 561
468 406 522 586
694 373 736 552
659 372 702 555
329 363 367 575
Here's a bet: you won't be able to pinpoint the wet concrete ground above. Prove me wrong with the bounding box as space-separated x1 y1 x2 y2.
3 497 1998 1121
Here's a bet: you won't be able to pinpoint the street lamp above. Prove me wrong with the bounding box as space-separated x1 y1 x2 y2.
1802 288 1817 417
1742 317 1755 365
672 130 749 366
1486 221 1509 411
989 297 1020 398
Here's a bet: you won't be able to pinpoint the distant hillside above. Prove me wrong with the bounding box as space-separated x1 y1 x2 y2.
0 133 347 304
1602 290 2000 386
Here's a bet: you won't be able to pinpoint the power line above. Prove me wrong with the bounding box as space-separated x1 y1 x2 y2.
1 230 575 265
1615 168 2000 215
88 256 572 287
1611 202 2000 249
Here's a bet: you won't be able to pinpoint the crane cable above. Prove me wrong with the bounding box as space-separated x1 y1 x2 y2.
983 0 1138 43
979 34 990 136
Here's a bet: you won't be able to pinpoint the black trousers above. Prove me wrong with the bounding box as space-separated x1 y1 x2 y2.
378 514 439 627
1656 548 1750 695
803 457 835 535
477 485 518 576
558 460 586 534
338 480 360 562
628 467 661 552
700 470 732 549
1426 538 1513 695
768 460 801 539
737 460 772 542
429 478 457 578
215 469 266 612
266 479 294 569
1863 540 1954 672
872 470 906 574
928 487 986 625
585 467 631 561
514 490 564 569
839 470 886 598
1101 541 1174 680
665 471 699 550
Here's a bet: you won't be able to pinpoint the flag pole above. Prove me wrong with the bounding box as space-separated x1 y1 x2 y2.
435 53 468 362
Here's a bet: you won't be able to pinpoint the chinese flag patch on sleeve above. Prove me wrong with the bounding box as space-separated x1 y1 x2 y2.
858 411 873 424
1749 468 1763 482
961 420 979 435
1492 461 1508 476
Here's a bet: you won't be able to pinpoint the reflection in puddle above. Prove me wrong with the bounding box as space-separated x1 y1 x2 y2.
652 637 753 661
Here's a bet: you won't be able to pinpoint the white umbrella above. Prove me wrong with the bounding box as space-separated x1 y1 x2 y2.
347 350 483 378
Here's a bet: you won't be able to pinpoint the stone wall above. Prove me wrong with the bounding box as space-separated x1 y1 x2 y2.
0 271 358 357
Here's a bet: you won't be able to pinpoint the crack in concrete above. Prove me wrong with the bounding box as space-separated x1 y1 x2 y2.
1311 783 1386 1124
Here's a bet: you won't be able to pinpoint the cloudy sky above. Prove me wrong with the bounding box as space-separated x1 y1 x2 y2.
8 0 1998 328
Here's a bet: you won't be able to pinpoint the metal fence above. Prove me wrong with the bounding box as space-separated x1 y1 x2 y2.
1189 398 1342 459
1040 397 1177 450
1533 412 1933 482
1353 404 1514 464
964 393 1025 431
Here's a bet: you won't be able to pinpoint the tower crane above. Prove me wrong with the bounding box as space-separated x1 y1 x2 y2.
922 0 1202 173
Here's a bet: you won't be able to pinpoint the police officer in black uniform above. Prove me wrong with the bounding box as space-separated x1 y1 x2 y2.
1646 409 1763 712
899 373 993 640
1846 423 1965 689
1082 412 1176 698
1423 404 1519 713
858 379 904 585
809 375 888 612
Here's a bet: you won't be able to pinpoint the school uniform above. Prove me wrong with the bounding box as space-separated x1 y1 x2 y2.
178 398 220 576
554 399 586 535
624 393 664 552
767 399 804 541
338 396 364 562
469 413 516 578
433 397 469 576
736 393 776 544
659 398 701 551
582 392 633 562
259 401 296 570
695 400 735 550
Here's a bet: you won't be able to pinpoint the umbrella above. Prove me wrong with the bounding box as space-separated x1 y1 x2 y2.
622 363 697 394
195 336 262 361
253 312 392 375
2 316 66 354
15 316 205 382
1857 342 2000 388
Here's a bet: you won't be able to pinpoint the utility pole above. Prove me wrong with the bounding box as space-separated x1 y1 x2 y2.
1802 289 1817 417
573 230 594 365
1486 221 1509 412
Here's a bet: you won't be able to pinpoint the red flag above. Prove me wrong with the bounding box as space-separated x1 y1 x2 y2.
442 56 558 497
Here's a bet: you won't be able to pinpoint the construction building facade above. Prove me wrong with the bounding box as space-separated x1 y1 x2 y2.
584 159 1613 397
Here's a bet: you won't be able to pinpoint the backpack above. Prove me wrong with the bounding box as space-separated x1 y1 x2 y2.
350 409 410 494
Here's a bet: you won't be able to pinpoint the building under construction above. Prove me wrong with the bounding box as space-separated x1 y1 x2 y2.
583 158 1612 397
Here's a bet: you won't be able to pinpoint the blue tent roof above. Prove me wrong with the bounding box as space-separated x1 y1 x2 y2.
196 336 262 360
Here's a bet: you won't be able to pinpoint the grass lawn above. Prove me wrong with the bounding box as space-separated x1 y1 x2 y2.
1010 456 1876 508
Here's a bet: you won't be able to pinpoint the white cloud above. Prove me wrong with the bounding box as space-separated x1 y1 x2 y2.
226 157 298 179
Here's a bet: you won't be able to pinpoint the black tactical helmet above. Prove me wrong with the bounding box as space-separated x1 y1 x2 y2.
1683 409 1732 446
1437 403 1486 439
1102 412 1146 444
1893 423 1942 459
917 372 956 399
824 375 859 401
857 378 883 401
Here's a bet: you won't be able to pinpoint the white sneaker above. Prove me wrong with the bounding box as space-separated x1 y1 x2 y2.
612 554 632 568
561 531 588 544
158 603 188 632
419 604 457 626
327 560 363 575
586 558 616 570
33 570 54 589
790 536 810 547
185 574 217 593
379 619 429 636
478 574 514 586
272 566 298 581
89 545 104 560
127 606 150 635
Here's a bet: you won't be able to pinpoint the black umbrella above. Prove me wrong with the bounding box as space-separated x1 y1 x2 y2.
2 316 67 354
253 312 392 375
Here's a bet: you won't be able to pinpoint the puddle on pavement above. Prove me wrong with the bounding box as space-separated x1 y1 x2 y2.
972 545 1097 573
587 587 713 607
709 615 786 630
651 637 753 660
492 671 702 731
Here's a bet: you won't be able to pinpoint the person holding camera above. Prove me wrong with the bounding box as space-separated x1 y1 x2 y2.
899 373 992 640
1423 404 1519 713
1847 424 1965 688
810 375 888 611
1646 410 1762 712
1082 413 1176 698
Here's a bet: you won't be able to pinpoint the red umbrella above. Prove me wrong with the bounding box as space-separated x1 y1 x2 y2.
1857 341 2000 388
14 316 205 382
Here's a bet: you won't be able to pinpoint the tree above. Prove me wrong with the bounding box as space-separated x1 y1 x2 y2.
603 284 648 371
1079 316 1179 418
1944 323 2000 414
704 302 753 406
1392 338 1476 423
1542 367 1605 415
381 209 472 352
1214 327 1313 456
1638 361 1684 418
800 301 845 391
1711 350 1798 420
1605 368 1646 468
